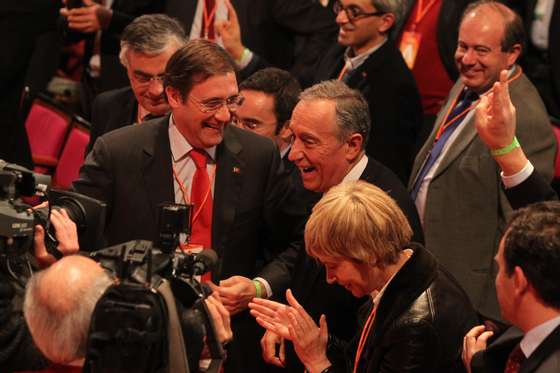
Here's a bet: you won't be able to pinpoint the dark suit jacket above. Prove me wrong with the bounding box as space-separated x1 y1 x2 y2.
164 0 338 86
73 116 308 372
328 244 477 373
472 325 560 373
505 170 558 210
409 68 557 319
0 273 48 372
87 86 137 154
311 41 423 184
282 157 424 372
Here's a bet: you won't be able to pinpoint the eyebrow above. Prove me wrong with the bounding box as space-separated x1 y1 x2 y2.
133 70 164 77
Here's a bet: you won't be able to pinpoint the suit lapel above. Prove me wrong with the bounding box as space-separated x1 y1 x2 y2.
409 81 462 189
141 118 175 225
212 127 244 267
431 106 478 180
520 324 560 373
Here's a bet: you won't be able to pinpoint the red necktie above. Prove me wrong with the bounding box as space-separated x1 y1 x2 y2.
504 344 526 373
189 149 213 249
200 0 216 40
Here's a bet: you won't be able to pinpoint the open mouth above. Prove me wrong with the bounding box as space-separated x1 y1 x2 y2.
300 166 316 174
203 121 223 131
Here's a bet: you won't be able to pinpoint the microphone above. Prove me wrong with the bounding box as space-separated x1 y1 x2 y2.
192 249 218 275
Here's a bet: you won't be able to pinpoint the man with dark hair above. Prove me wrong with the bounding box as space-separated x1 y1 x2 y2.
236 67 300 161
73 39 307 372
463 201 560 373
87 14 187 153
409 0 556 319
307 0 423 183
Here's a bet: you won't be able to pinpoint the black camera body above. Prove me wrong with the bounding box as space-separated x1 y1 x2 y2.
85 204 225 373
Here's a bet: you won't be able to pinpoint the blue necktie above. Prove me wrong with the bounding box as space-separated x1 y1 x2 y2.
410 90 479 201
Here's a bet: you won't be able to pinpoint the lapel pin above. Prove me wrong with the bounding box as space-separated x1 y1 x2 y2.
232 167 241 174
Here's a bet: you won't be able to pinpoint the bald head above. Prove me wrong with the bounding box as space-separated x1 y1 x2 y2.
24 256 112 364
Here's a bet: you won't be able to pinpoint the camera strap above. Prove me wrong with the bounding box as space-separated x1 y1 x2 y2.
158 279 190 373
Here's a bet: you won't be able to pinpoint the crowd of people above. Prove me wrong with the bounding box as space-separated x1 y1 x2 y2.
1 0 559 372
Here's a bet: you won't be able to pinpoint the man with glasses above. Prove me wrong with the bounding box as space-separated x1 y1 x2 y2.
310 0 423 184
87 14 186 153
73 39 308 373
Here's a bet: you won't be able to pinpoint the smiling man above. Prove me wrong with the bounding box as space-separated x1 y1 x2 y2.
87 14 186 153
74 39 308 373
257 80 423 372
409 0 556 319
309 0 422 183
235 67 300 162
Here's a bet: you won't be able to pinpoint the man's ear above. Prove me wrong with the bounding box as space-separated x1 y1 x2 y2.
379 12 396 34
512 266 529 297
345 133 364 161
166 86 183 109
507 43 522 67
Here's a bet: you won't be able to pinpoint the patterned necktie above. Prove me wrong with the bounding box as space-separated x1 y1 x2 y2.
189 149 213 250
200 0 216 40
504 343 526 373
410 89 479 200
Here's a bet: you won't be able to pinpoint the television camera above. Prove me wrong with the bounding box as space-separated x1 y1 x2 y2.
85 203 226 373
0 160 106 284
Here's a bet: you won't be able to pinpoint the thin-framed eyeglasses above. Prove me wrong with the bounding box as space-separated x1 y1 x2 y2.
332 0 387 22
133 72 165 85
189 94 245 114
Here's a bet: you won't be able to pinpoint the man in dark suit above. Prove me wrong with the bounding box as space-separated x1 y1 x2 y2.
87 14 187 153
260 80 424 371
73 39 308 372
462 201 560 373
308 0 423 183
409 1 556 319
165 0 338 86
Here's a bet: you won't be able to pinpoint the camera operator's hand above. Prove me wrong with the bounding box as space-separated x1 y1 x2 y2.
34 209 79 268
261 330 286 367
205 293 233 345
218 276 262 315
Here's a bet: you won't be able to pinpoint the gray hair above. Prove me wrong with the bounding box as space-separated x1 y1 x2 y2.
24 266 113 364
372 0 404 26
299 80 371 149
119 14 187 67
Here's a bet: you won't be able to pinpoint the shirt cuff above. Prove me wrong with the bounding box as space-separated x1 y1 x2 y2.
501 160 534 189
236 48 254 69
253 277 272 298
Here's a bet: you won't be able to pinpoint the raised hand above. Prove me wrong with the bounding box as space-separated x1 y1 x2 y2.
214 0 245 60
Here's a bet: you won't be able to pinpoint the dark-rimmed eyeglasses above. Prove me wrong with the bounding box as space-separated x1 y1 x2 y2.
189 94 245 114
333 0 387 22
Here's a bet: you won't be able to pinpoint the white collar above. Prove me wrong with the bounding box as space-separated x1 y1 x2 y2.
342 154 368 183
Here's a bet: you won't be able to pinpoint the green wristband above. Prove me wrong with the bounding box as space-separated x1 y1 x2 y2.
253 280 262 298
490 136 520 156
